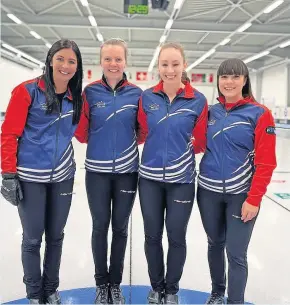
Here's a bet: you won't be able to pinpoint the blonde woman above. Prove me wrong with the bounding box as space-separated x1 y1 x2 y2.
75 38 142 304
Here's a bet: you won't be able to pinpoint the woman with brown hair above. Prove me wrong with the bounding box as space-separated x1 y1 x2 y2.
137 42 208 304
197 58 276 304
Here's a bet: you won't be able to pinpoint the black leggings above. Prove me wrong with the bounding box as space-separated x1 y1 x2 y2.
85 171 138 286
138 177 195 295
197 187 257 304
18 178 74 300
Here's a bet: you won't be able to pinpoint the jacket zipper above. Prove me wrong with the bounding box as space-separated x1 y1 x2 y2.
163 95 178 181
163 101 170 180
113 90 117 172
220 110 228 192
50 100 62 181
220 103 244 191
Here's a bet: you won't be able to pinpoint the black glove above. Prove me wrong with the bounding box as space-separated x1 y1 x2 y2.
1 173 23 206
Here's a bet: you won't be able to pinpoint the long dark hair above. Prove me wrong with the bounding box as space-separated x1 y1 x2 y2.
43 39 83 124
217 58 255 100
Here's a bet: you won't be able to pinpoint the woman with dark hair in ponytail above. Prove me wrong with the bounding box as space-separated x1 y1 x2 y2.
137 42 208 304
1 39 83 304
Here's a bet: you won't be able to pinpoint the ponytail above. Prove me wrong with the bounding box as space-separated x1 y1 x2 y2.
181 70 190 82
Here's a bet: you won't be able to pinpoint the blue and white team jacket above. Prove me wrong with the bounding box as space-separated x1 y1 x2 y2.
198 96 276 202
75 74 143 174
1 77 77 182
137 80 208 184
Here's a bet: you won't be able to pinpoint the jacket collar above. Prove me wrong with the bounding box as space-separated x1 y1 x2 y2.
152 80 195 99
37 76 73 101
217 95 253 108
101 72 128 90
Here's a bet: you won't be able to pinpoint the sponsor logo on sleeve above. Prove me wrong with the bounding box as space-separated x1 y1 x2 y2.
266 126 275 134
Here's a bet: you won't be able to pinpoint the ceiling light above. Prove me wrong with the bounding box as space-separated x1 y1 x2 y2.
7 13 22 24
237 22 252 33
88 15 97 27
244 51 270 63
220 38 231 46
148 46 161 72
2 43 19 54
1 48 17 58
80 0 89 6
174 0 184 10
279 39 290 48
186 49 216 71
30 31 41 39
159 35 166 43
96 33 103 42
2 43 44 66
165 19 173 30
263 0 284 14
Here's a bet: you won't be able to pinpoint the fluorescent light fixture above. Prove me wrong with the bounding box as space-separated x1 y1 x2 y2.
1 48 41 69
186 49 216 71
45 43 52 48
159 35 166 43
80 0 89 6
263 0 284 13
7 13 22 24
2 43 19 54
220 38 231 46
165 19 173 30
19 57 40 68
30 31 41 39
148 46 161 72
279 39 290 48
96 33 103 42
2 43 44 66
244 50 270 63
174 0 184 10
88 15 97 27
237 22 252 33
1 48 17 58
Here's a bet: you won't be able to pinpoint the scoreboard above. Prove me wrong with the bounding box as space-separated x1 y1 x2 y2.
124 0 149 15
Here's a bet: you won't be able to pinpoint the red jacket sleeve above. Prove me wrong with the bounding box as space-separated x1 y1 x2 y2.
137 96 148 145
192 101 208 154
246 109 277 207
1 85 31 174
74 92 89 144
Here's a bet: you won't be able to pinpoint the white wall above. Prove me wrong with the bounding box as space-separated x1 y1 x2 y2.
259 64 289 121
250 72 257 97
260 65 287 107
0 58 42 112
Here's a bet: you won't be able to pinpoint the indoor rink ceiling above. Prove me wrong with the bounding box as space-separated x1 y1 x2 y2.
1 0 290 72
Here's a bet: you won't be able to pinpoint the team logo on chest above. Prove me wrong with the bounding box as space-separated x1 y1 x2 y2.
40 102 48 111
95 101 106 108
208 119 216 125
149 103 159 111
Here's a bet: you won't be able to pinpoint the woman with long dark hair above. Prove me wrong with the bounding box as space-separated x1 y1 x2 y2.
197 58 276 304
1 39 83 304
